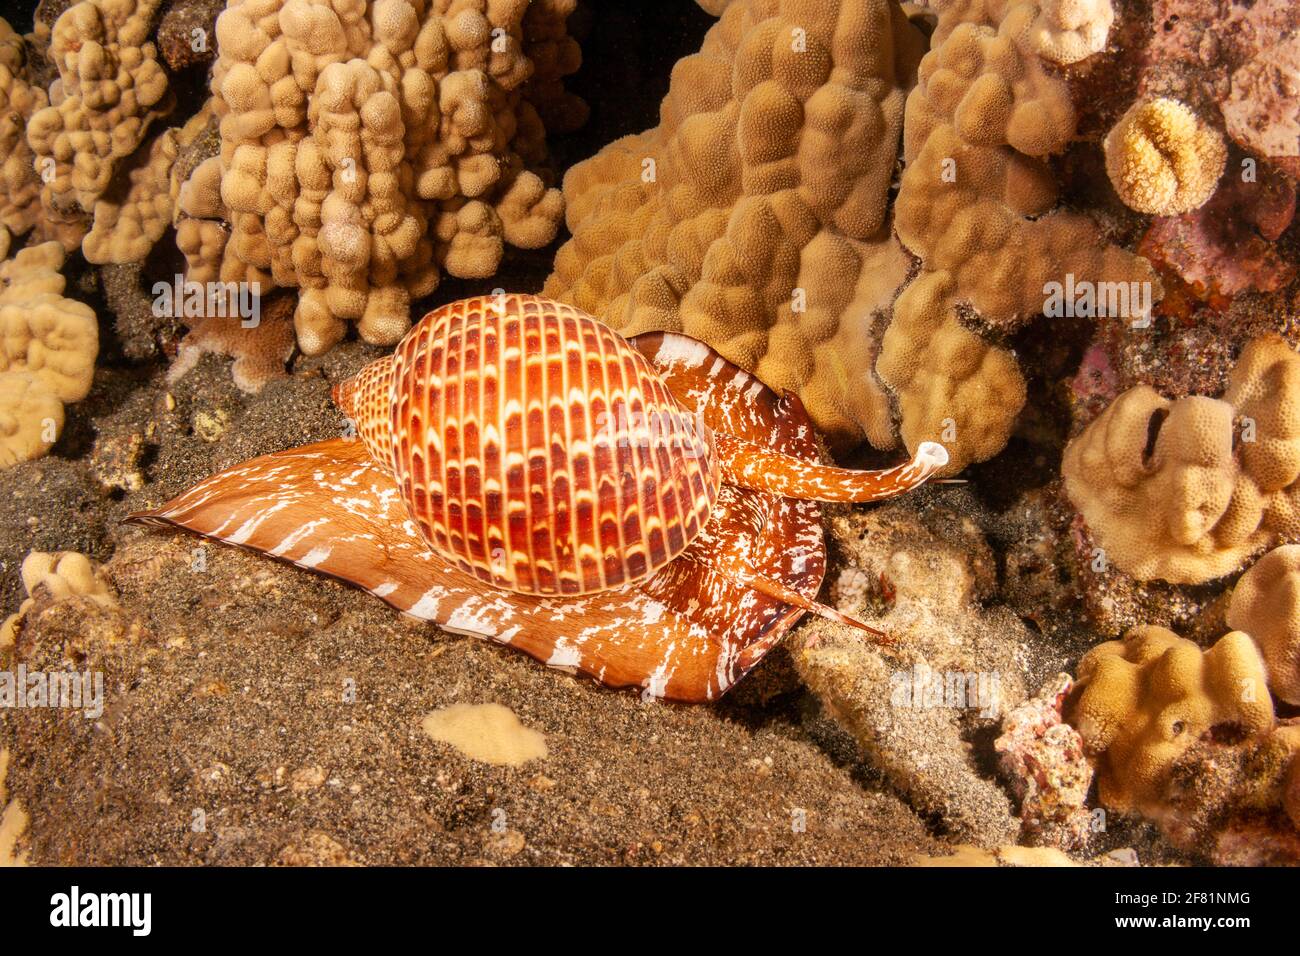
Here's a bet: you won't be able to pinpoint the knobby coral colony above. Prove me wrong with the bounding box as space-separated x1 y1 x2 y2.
2 0 1300 860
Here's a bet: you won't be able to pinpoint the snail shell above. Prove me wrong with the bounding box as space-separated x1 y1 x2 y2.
334 294 720 596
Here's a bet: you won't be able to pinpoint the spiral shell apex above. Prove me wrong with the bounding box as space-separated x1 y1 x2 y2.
334 295 721 597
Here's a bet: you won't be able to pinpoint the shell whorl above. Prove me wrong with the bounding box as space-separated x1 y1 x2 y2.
335 295 720 596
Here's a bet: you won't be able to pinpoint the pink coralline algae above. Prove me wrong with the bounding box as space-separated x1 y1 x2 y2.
995 674 1094 849
1138 164 1296 309
1143 0 1300 178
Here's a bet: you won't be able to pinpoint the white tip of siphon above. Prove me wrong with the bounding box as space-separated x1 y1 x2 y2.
916 441 950 471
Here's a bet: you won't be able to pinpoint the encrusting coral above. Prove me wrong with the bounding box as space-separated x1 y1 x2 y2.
0 17 87 252
26 0 174 216
0 242 98 467
880 0 1156 473
1103 97 1227 217
179 0 582 355
1066 626 1274 816
167 290 297 393
544 0 926 448
1062 335 1300 584
1227 545 1300 706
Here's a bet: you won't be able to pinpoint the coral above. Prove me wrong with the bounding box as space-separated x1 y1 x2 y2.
911 844 1083 866
174 153 227 283
0 242 98 403
1062 336 1300 583
0 242 98 466
0 748 29 866
0 29 48 238
26 0 173 215
82 126 179 264
1103 98 1227 217
1020 0 1112 65
1159 721 1300 865
544 0 926 448
1066 626 1274 815
0 371 64 467
0 550 118 647
185 0 582 355
1227 546 1300 706
0 19 23 73
1137 167 1296 306
877 271 1026 473
878 0 1156 473
168 291 296 393
1116 0 1297 181
995 673 1094 849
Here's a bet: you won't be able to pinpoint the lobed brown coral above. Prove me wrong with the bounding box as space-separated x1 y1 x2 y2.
0 242 98 467
1063 336 1300 584
182 0 581 355
0 550 118 647
0 23 48 240
1067 626 1274 816
82 126 179 264
26 0 174 216
1227 546 1300 706
544 0 926 448
880 0 1156 473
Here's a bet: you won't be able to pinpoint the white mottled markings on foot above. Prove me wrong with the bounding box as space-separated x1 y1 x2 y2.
298 546 332 568
128 317 835 703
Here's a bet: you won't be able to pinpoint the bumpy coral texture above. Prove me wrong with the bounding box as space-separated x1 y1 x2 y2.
544 0 926 448
1104 97 1227 217
878 0 1154 474
877 271 1026 467
1020 0 1112 64
0 550 118 646
0 22 48 239
1228 546 1300 706
1063 336 1300 583
82 126 179 264
0 242 98 467
187 0 580 355
1067 626 1274 815
26 0 173 215
0 371 64 467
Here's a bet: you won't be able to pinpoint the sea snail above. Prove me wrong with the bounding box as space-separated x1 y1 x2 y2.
330 294 949 628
